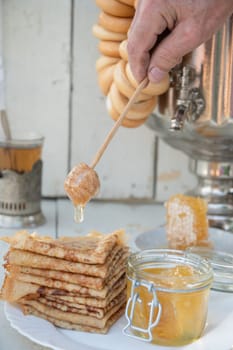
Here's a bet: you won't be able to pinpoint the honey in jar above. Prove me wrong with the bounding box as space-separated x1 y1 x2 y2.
123 249 213 346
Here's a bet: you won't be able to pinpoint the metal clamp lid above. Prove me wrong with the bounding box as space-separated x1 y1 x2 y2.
123 277 162 342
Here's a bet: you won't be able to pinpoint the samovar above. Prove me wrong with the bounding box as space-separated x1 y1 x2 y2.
147 15 233 231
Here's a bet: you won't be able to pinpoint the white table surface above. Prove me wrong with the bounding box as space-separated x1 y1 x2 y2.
0 199 166 350
1 200 233 350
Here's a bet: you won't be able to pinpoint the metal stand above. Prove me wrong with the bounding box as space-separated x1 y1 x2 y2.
0 160 45 228
188 160 233 231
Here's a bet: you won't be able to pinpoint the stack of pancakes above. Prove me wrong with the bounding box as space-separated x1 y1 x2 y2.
0 230 129 333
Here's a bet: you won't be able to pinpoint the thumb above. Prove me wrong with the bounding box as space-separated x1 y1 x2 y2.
148 21 201 83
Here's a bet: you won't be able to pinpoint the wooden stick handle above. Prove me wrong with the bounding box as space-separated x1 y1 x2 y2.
90 77 149 169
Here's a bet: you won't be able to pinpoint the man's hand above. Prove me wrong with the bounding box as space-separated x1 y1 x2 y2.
127 0 233 83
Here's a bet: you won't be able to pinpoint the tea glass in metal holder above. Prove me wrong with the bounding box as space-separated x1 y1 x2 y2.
0 132 45 228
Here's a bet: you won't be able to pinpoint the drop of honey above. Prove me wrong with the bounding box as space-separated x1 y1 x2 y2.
74 205 84 223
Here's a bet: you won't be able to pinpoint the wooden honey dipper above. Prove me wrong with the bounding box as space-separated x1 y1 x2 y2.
64 77 149 223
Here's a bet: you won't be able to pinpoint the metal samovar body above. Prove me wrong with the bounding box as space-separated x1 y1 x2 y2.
147 15 233 231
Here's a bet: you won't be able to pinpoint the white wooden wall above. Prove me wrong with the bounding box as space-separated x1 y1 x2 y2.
1 0 196 201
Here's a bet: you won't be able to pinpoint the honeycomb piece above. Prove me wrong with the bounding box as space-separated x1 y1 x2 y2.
165 194 209 249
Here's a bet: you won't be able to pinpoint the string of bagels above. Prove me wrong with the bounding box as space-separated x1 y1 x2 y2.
93 0 170 128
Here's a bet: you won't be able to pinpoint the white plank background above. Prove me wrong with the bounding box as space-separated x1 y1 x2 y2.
1 0 195 201
0 0 5 110
2 0 71 196
156 139 197 201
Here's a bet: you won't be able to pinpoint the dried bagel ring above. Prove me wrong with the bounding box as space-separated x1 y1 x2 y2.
95 0 135 17
109 83 156 120
119 40 128 61
106 96 147 128
96 56 119 72
92 24 127 42
118 0 135 6
125 62 170 96
98 40 121 58
98 64 117 95
98 11 132 34
114 60 151 101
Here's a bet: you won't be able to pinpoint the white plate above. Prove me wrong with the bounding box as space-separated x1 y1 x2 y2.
4 227 233 350
135 227 233 253
4 291 233 350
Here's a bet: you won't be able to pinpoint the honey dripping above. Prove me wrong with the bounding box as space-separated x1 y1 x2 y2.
64 78 152 224
74 204 84 223
64 163 100 224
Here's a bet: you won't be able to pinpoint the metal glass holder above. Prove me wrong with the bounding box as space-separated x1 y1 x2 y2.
0 160 45 228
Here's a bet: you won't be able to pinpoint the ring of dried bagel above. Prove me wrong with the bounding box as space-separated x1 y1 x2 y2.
113 60 151 101
96 56 119 72
125 62 170 96
93 24 127 42
98 64 118 96
96 56 120 96
109 83 157 120
98 11 132 34
98 41 121 58
118 0 135 6
119 40 128 61
95 0 135 17
106 97 147 128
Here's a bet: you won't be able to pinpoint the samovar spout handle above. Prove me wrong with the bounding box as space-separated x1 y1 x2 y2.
170 104 188 131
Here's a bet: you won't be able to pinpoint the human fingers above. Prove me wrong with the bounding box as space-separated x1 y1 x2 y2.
127 0 172 82
148 19 204 83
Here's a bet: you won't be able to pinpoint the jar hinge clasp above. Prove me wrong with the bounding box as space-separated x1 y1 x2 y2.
122 278 162 342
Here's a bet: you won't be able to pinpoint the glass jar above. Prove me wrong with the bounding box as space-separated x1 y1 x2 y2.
187 246 233 292
123 249 213 347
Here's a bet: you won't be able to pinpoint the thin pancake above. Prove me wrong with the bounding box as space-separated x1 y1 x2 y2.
5 248 128 290
44 278 127 308
0 273 126 303
1 230 126 264
5 244 124 278
21 304 125 334
22 290 126 319
19 297 126 328
10 269 126 298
